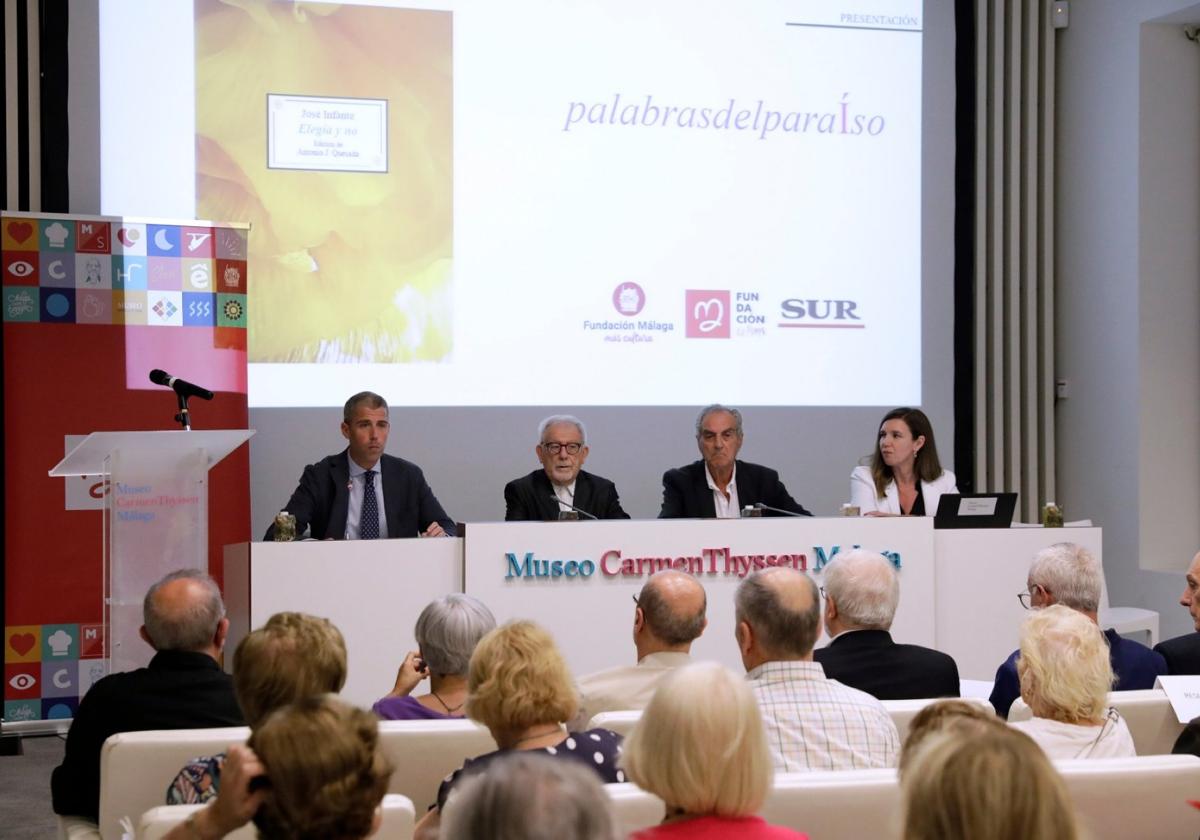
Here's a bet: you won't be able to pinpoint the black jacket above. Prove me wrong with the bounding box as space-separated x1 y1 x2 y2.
504 469 629 521
813 629 960 700
658 459 811 518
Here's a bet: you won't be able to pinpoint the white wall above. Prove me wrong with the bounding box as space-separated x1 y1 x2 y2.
1056 1 1200 640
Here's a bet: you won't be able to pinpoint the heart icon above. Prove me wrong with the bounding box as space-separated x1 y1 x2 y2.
118 228 141 247
6 222 34 243
9 632 36 656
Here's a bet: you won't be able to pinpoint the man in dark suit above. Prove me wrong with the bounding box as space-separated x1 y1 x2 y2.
989 542 1166 718
51 569 244 822
1154 550 1200 674
659 404 811 518
504 415 629 521
265 391 455 540
814 549 959 700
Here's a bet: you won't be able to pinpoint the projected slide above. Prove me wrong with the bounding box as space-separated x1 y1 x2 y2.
99 0 923 407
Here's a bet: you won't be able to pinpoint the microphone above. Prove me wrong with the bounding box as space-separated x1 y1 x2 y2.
754 502 807 518
548 495 599 521
149 369 214 401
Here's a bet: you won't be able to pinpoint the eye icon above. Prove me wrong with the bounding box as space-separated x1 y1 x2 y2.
9 672 36 691
7 260 35 278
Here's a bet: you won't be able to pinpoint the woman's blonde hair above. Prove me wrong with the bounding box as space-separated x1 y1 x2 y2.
1017 604 1112 724
902 727 1081 840
233 612 348 728
621 663 771 817
249 694 392 840
898 699 1004 777
465 621 578 741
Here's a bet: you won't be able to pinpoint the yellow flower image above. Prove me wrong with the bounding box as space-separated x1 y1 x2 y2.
195 0 453 362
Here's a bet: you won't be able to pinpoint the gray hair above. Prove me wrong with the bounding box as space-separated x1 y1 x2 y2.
638 572 707 646
537 415 587 445
343 391 388 425
1028 542 1102 613
415 594 497 676
695 404 743 438
441 752 618 840
142 569 226 652
823 549 900 631
735 568 821 657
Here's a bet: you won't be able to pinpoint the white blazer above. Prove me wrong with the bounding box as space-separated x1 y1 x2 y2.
849 465 958 515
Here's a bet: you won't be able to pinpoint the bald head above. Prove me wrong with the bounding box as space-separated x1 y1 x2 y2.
637 571 707 648
823 549 900 632
142 569 226 653
735 567 821 659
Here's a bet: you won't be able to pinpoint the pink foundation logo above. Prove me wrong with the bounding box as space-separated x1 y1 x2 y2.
685 290 730 338
612 282 645 316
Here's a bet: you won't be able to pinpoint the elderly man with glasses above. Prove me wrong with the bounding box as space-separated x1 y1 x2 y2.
503 415 630 521
988 542 1166 718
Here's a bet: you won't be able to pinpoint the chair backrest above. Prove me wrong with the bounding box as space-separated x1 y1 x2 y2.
138 794 416 840
586 710 641 737
1056 754 1200 840
376 719 497 811
1009 689 1184 754
881 696 995 742
604 783 666 836
762 769 902 838
97 726 250 840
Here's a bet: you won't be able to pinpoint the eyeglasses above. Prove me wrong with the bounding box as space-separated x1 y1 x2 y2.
819 586 827 600
1017 584 1049 610
632 594 640 608
541 442 583 455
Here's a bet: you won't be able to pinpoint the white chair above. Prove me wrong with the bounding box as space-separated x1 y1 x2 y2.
604 783 666 836
762 769 902 838
1099 574 1159 646
586 709 641 737
97 726 250 840
1056 754 1200 840
881 696 995 742
375 719 496 812
1008 689 1185 754
138 794 416 840
55 815 100 840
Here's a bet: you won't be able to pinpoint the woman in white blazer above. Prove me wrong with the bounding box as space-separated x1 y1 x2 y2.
850 407 957 515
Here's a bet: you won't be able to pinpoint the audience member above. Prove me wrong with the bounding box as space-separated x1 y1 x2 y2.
167 611 348 803
51 569 244 822
1009 604 1136 759
504 415 630 520
572 570 707 727
416 621 624 837
1153 549 1200 674
901 727 1082 840
989 542 1165 718
735 567 899 771
897 699 1005 776
659 404 811 518
441 752 619 840
164 695 392 840
374 594 496 720
622 662 808 839
265 390 455 539
813 549 959 699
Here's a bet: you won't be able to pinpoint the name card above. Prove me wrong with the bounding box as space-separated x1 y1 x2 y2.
1155 676 1200 723
958 497 998 516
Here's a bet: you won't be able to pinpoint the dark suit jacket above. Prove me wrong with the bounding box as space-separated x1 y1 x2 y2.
264 450 455 540
989 627 1167 718
51 650 244 820
658 459 811 518
813 629 960 700
504 469 630 521
1155 632 1200 675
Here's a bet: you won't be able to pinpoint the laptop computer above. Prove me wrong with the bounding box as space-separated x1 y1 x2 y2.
933 492 1018 529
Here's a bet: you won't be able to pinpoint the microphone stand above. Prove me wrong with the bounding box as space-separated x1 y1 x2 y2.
174 392 192 431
